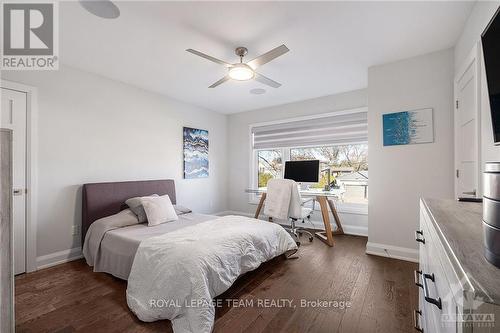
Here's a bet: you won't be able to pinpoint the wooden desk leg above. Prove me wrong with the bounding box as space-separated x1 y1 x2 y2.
315 196 334 247
254 193 266 219
328 199 344 235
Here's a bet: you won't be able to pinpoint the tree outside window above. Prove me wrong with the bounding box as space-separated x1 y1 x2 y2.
257 150 282 188
290 144 368 203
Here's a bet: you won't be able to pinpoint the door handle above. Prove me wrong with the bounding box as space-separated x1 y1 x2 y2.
415 230 425 244
422 273 442 309
413 309 424 332
462 190 476 196
12 188 24 196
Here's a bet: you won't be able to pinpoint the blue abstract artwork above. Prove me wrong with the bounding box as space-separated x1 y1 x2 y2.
183 127 209 179
383 108 433 146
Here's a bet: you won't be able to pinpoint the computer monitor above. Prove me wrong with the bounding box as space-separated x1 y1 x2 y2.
284 160 320 183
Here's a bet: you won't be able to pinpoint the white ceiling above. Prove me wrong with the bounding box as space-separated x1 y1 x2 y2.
60 1 474 114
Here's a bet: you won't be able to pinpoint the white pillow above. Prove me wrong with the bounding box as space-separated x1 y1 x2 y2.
126 194 158 223
141 194 178 226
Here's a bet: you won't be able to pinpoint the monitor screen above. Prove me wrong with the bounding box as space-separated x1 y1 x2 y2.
482 7 500 144
284 160 320 183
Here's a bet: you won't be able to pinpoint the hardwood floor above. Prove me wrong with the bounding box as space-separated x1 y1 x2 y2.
15 235 418 333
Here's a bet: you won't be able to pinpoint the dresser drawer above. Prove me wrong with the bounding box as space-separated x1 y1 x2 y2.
416 254 458 332
424 238 459 333
418 207 431 271
417 286 435 333
418 201 463 333
420 202 463 303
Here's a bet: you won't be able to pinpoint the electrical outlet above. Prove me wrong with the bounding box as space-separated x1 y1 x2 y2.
72 225 80 236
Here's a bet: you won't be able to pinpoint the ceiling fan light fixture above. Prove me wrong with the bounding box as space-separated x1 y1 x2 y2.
187 45 288 88
228 64 254 81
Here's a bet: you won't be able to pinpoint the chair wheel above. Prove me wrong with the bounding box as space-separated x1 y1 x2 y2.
296 241 301 246
309 237 313 242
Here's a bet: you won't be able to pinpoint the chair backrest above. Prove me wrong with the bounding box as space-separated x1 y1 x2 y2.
264 179 303 220
289 181 304 219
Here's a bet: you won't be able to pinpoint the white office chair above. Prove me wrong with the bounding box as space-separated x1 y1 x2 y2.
264 179 314 246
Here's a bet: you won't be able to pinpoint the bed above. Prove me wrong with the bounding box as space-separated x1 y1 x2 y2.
81 179 297 333
85 211 216 279
81 179 199 279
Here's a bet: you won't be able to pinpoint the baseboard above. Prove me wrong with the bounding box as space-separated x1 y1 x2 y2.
214 210 238 216
36 247 83 270
217 210 368 237
365 242 419 263
215 210 254 217
341 225 368 237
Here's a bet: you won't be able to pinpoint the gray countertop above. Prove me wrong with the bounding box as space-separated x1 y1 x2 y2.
422 198 500 305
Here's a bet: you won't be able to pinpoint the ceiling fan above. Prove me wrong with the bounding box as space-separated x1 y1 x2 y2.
79 0 120 19
186 45 289 88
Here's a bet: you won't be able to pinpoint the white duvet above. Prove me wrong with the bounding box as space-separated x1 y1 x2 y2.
126 215 297 333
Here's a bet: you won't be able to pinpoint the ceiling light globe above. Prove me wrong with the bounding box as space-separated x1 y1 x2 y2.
228 64 254 81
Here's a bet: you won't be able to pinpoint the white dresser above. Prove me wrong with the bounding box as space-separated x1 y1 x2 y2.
417 199 500 333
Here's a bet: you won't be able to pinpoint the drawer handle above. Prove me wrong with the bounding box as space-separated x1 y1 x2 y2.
413 309 424 332
415 230 425 244
414 270 423 288
423 273 442 310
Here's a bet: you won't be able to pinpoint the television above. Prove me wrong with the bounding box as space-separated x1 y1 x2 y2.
284 160 320 183
482 7 500 144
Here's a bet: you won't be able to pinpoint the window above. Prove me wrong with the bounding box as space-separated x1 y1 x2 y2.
253 144 368 204
257 150 283 188
290 145 368 204
250 108 368 207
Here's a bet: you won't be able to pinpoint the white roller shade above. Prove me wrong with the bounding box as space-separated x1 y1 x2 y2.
252 111 368 149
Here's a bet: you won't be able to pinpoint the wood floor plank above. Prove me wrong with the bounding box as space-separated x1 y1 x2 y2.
15 235 418 333
257 239 345 332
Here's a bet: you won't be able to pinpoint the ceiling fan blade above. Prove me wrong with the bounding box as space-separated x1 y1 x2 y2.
254 73 281 88
209 75 230 88
79 0 120 19
186 49 232 67
247 44 289 69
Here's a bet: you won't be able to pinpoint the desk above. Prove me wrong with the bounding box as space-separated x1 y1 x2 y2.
245 188 345 247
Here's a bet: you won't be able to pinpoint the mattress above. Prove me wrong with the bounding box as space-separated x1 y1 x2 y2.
96 213 216 280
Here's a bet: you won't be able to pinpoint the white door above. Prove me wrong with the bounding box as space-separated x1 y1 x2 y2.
1 87 27 275
454 46 480 199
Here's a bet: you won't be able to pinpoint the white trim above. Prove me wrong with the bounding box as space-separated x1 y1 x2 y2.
214 210 238 216
310 201 368 215
215 210 368 237
36 247 83 270
453 42 482 199
249 107 368 128
341 225 368 237
365 242 419 263
1 79 38 273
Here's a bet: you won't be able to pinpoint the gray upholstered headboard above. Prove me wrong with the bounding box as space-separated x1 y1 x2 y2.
81 179 176 246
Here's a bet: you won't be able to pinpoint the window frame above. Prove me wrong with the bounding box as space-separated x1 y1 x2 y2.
253 148 289 189
248 107 369 215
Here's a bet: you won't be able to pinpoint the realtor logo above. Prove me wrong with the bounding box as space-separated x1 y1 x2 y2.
1 2 58 70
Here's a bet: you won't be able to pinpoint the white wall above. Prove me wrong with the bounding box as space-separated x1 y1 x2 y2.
367 49 455 261
455 2 499 71
455 2 500 175
1 65 228 265
226 89 369 235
